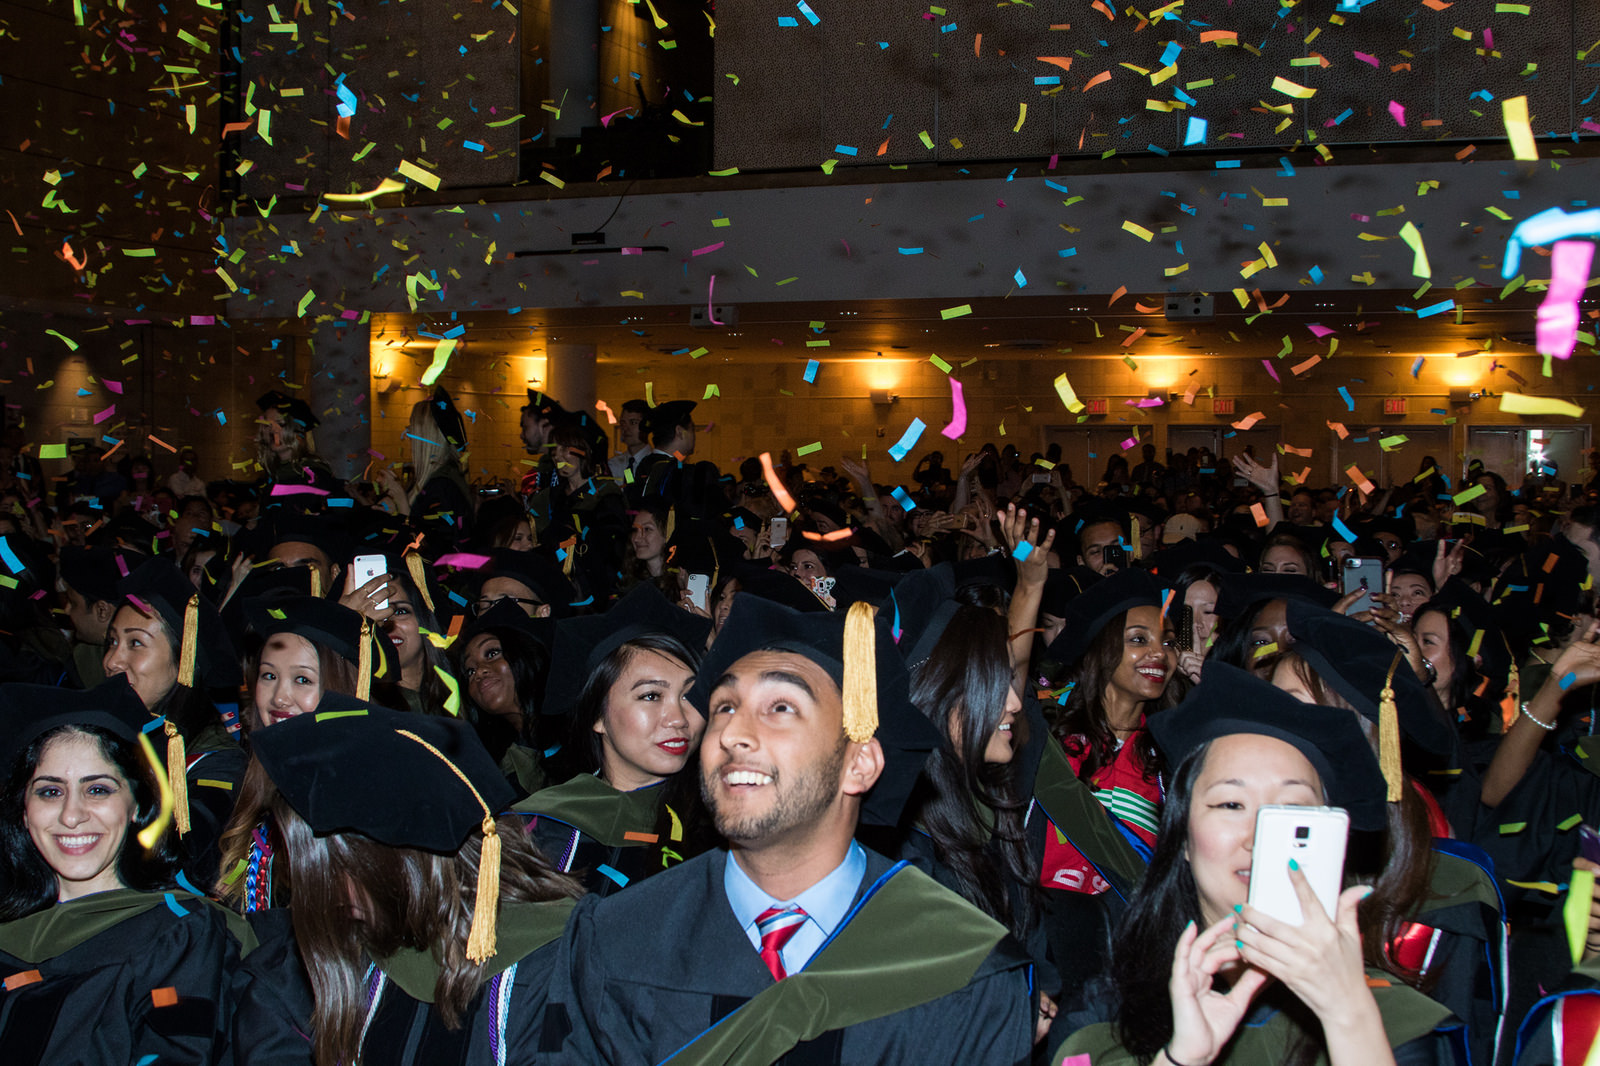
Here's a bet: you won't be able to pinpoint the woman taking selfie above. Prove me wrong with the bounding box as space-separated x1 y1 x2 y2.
0 678 243 1065
517 584 714 895
1055 663 1457 1066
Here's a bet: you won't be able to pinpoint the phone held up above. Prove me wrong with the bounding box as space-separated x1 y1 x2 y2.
1247 805 1349 926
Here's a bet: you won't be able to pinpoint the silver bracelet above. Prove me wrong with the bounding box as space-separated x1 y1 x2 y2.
1520 702 1557 731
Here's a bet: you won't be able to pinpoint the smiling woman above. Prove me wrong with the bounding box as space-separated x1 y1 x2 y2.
0 678 245 1066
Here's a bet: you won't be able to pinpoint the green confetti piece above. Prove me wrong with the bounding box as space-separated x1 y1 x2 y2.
918 130 935 149
45 329 78 351
1498 821 1528 835
940 304 972 320
688 347 709 359
928 354 952 374
1558 813 1584 831
712 217 731 228
297 290 316 317
796 442 823 456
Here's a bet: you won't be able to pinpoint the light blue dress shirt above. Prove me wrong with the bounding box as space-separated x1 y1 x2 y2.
723 840 867 975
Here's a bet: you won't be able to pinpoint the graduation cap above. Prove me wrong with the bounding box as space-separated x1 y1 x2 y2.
261 512 353 597
881 564 960 669
256 389 319 432
645 400 696 442
477 548 578 618
242 596 399 702
1283 600 1455 800
428 385 468 451
541 584 710 718
251 695 513 963
1040 568 1090 618
1214 572 1339 620
724 562 833 613
1421 577 1513 697
1148 662 1388 832
1043 567 1164 669
454 597 555 655
523 389 569 422
691 594 941 826
57 545 142 605
1143 538 1248 581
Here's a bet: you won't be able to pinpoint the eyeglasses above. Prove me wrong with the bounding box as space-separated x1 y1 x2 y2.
472 595 544 616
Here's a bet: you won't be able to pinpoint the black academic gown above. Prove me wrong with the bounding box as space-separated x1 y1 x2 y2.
183 723 249 891
1514 952 1600 1065
543 846 1035 1066
232 900 575 1066
517 776 692 898
0 888 245 1066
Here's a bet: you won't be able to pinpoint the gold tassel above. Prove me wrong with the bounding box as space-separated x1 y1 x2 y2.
309 566 323 600
176 595 200 689
466 814 502 965
357 618 373 702
1379 652 1403 804
1501 653 1521 734
396 729 501 963
165 720 191 836
406 553 435 613
842 601 879 744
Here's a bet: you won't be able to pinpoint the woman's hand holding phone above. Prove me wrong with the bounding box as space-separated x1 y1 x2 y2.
1235 866 1377 1030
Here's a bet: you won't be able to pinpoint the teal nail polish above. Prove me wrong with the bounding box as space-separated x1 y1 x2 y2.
1235 940 1244 950
1232 903 1242 913
1288 857 1299 871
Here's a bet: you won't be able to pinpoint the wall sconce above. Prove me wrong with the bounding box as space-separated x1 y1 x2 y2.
869 389 898 406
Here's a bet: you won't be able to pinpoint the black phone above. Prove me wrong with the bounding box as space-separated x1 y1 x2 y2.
1176 605 1195 652
1102 543 1127 571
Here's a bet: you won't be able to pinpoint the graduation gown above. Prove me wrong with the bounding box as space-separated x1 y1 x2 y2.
1056 970 1461 1066
0 887 245 1066
515 775 692 897
183 721 249 891
1513 951 1600 1065
543 847 1034 1066
232 899 576 1066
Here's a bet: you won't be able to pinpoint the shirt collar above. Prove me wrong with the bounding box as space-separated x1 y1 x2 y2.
723 840 866 942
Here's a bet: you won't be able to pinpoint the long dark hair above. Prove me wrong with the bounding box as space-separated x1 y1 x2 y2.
386 565 457 716
275 793 579 1066
450 624 548 755
0 725 179 920
1049 611 1170 783
1208 599 1280 677
569 634 717 871
908 606 1038 940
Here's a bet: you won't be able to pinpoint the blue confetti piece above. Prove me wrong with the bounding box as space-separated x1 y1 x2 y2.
1416 298 1455 318
1012 541 1034 562
1215 160 1241 169
1160 40 1182 66
834 144 858 156
1332 515 1359 544
597 864 630 887
1173 88 1197 107
333 73 357 118
0 538 23 573
804 359 819 383
1410 357 1424 378
1045 178 1070 194
463 140 485 152
163 892 190 918
890 485 916 511
1278 156 1296 177
1147 144 1170 156
897 247 923 255
1184 116 1207 146
1014 268 1027 287
1309 265 1324 283
888 418 927 462
176 870 203 896
1332 108 1354 126
777 15 798 25
1338 386 1354 411
882 114 894 129
1058 247 1077 258
796 0 820 25
1034 76 1061 86
1562 672 1579 691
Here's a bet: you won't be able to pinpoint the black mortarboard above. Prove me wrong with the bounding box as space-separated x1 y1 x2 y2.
523 389 569 422
1040 568 1090 618
646 400 696 441
115 557 242 689
1143 538 1249 581
882 564 959 668
0 675 149 772
254 695 513 850
1283 600 1456 759
256 389 319 432
541 584 709 718
1214 572 1340 619
477 548 578 618
454 597 555 654
1148 662 1388 832
692 594 940 826
58 545 142 605
725 563 833 613
428 385 468 451
263 511 353 573
243 596 400 697
1421 577 1511 693
1044 567 1164 668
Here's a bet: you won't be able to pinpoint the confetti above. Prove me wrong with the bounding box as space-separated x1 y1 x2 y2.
1499 393 1585 419
888 418 927 462
1053 373 1086 414
1502 96 1537 160
940 377 967 440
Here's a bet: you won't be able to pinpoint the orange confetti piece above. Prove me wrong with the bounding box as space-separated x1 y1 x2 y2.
1282 445 1314 458
1327 420 1349 439
1083 70 1112 91
1232 411 1265 431
1037 56 1074 71
1454 144 1476 160
1421 0 1451 8
1090 0 1114 18
1200 29 1238 43
221 120 253 136
1250 503 1269 528
1134 301 1162 313
6 210 22 237
1108 285 1128 306
57 240 89 271
1346 464 1376 495
148 435 177 453
802 528 854 542
4 970 41 990
151 987 180 1008
1290 355 1322 375
1121 327 1146 347
760 452 797 514
876 137 890 156
974 32 982 56
622 831 660 843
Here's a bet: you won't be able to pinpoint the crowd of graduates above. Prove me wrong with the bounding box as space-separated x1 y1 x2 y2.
2 383 1600 1065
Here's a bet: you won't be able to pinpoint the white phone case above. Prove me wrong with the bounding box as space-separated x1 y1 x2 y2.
352 553 388 611
1247 805 1348 926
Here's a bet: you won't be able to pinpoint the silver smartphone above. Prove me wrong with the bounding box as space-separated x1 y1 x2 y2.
1247 805 1349 926
351 553 388 611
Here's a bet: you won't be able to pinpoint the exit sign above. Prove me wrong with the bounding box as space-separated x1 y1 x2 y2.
1213 398 1236 415
1084 399 1109 415
1384 398 1407 415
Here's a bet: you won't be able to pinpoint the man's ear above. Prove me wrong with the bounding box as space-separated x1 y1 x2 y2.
534 603 552 619
93 599 116 624
840 737 885 799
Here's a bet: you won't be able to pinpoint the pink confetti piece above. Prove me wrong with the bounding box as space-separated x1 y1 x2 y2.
92 405 116 425
1306 324 1335 338
707 274 724 325
1261 359 1281 382
690 242 725 257
1537 239 1596 359
269 484 330 497
103 379 123 394
434 552 493 570
1353 51 1380 67
940 377 967 440
1388 100 1406 127
1121 437 1139 451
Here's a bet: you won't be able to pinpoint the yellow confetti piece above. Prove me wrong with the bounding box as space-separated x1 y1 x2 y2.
1121 220 1154 242
1013 102 1027 133
38 444 67 460
1398 221 1431 278
796 442 823 456
702 384 720 399
257 108 273 146
1164 263 1189 276
1270 76 1316 99
323 178 406 203
1502 95 1537 160
398 159 442 190
1053 372 1085 414
1500 392 1584 418
929 354 952 374
421 338 457 387
296 290 315 318
435 665 461 715
940 304 972 320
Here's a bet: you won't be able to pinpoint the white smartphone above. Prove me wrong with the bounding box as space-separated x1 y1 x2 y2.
685 573 710 611
1247 805 1349 926
769 517 788 550
351 553 388 611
